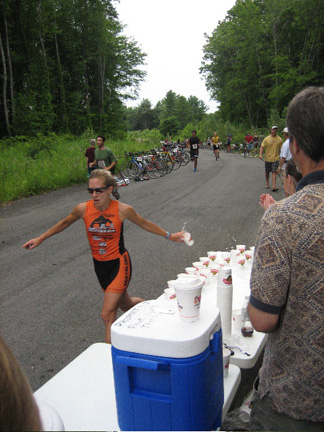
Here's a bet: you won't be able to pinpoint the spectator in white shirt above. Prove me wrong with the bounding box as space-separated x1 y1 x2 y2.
277 127 292 196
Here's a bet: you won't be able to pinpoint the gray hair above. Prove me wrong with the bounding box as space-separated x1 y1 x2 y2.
287 87 324 162
90 139 96 145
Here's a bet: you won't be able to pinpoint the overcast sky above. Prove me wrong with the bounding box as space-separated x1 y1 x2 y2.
115 0 237 113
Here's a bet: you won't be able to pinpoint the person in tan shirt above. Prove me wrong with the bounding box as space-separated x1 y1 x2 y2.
259 126 283 192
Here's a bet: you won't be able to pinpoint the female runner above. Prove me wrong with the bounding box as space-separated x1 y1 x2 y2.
23 170 184 343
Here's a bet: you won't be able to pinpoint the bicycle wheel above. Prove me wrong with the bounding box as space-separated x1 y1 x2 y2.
164 156 173 174
172 155 181 170
180 152 190 166
127 161 138 178
120 160 132 178
146 161 161 178
158 159 167 177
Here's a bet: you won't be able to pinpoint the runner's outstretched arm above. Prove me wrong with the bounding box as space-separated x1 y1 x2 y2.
22 203 85 250
120 203 184 242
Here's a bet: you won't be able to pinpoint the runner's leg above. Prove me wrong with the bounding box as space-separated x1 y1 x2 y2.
101 291 143 343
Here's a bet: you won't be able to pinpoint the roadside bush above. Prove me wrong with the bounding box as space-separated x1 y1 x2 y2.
0 134 154 203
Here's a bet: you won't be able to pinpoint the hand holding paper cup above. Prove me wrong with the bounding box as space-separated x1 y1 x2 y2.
183 231 194 246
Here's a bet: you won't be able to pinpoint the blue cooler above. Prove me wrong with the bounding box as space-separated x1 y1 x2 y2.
111 300 223 431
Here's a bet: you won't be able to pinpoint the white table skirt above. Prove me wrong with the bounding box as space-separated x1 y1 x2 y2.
35 343 241 431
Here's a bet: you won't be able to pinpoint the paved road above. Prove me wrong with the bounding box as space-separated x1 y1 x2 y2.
0 149 285 392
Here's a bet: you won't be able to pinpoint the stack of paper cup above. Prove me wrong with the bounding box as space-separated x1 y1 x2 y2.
174 276 203 323
217 267 233 338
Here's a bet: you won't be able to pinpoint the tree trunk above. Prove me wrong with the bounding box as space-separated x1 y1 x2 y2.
244 94 253 128
4 10 15 125
98 56 105 129
37 0 48 70
54 31 67 127
0 31 12 136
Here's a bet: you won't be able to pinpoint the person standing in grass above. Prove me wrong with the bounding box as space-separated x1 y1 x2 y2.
23 170 184 344
90 135 117 174
245 132 254 157
85 138 96 178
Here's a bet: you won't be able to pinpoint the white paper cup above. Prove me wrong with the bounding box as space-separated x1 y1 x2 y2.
174 276 203 323
232 309 244 332
167 280 177 289
164 287 176 300
245 251 254 264
236 245 246 254
199 257 210 268
223 347 231 377
183 231 194 246
237 257 246 268
207 251 218 261
200 269 211 285
222 252 231 265
210 264 220 279
177 273 192 279
185 266 197 275
192 261 203 272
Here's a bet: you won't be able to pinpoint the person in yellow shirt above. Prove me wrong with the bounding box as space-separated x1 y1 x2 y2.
259 126 283 192
211 131 220 161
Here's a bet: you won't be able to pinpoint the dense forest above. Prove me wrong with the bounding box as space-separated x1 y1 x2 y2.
0 0 146 138
1 0 324 140
201 0 324 127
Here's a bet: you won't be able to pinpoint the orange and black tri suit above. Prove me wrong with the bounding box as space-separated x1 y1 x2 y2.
83 200 131 293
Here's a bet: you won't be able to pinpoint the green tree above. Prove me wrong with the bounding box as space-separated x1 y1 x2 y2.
0 0 147 138
201 0 324 128
159 116 180 137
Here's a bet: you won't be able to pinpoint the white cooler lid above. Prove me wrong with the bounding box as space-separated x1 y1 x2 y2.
111 300 221 358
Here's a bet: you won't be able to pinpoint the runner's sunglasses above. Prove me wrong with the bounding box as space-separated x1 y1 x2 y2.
88 187 109 194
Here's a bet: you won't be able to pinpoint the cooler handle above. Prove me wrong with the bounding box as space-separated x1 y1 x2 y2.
114 356 170 371
210 329 222 353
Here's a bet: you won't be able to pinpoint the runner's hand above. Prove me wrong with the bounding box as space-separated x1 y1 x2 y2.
22 238 42 250
170 231 185 242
